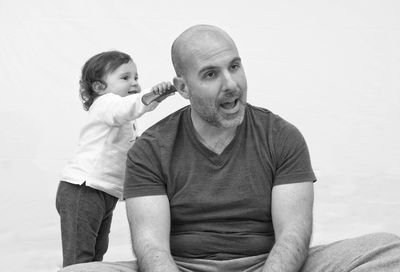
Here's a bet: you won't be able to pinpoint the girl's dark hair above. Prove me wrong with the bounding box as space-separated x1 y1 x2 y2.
79 50 132 111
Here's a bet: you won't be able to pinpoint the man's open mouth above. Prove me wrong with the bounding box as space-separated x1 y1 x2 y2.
220 98 239 110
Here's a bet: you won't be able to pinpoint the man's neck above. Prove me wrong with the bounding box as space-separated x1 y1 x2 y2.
191 113 238 155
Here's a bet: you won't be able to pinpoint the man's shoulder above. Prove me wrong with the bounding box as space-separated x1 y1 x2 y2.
137 105 189 146
246 103 273 117
246 103 298 133
246 103 281 124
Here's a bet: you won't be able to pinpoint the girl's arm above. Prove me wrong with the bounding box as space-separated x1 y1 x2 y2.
96 82 174 125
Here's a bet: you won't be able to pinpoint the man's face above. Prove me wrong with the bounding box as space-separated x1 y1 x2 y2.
181 35 247 128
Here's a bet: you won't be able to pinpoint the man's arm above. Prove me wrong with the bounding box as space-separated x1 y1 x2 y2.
263 181 314 272
125 195 179 272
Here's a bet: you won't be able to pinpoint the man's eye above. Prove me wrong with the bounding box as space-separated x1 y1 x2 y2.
205 71 215 79
231 63 240 70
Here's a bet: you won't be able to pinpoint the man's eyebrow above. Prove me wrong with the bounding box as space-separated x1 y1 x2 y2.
231 57 242 63
198 65 218 75
198 57 242 75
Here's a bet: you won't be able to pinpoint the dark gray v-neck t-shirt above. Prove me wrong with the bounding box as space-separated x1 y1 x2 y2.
124 104 316 260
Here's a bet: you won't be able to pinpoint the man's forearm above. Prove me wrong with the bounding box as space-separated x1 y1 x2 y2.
263 220 312 272
135 245 179 272
125 196 176 271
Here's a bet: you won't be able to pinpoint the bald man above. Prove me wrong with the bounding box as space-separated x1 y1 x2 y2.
60 25 400 272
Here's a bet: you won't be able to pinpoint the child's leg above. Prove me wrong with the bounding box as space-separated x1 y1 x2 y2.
94 192 118 261
56 181 116 267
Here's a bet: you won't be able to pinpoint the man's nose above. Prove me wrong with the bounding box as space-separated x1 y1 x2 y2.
221 71 238 92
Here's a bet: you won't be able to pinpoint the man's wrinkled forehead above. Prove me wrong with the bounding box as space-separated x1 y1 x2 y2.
181 28 236 61
192 36 237 59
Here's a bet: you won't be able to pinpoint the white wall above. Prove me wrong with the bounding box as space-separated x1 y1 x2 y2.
1 1 399 271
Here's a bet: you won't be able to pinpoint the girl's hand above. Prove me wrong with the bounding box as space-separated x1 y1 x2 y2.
151 81 173 95
142 82 176 106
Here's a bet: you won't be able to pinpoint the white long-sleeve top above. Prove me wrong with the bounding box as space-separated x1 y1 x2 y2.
60 92 151 199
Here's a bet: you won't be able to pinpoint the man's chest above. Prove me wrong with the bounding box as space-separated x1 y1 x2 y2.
165 139 275 223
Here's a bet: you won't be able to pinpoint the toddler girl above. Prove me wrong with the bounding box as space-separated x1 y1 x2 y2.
56 50 173 267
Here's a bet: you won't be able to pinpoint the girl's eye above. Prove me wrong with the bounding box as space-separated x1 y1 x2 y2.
122 76 129 80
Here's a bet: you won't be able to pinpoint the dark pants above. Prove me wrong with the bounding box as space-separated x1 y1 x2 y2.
56 181 118 267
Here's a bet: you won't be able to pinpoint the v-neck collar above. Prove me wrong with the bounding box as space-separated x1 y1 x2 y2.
184 107 245 166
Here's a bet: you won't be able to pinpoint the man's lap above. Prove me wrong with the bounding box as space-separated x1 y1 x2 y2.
58 254 267 272
59 232 400 272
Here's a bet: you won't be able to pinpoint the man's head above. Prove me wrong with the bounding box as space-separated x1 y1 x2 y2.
171 25 247 129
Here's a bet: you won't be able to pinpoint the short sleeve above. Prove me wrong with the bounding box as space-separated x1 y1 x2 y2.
123 134 167 199
272 117 316 186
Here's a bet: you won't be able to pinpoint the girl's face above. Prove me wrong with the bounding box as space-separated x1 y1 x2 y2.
103 61 141 97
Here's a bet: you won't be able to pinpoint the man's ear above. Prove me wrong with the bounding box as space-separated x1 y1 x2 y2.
92 81 107 95
173 76 190 100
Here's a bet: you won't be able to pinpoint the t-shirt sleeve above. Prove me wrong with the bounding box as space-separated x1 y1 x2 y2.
123 134 167 199
272 117 316 186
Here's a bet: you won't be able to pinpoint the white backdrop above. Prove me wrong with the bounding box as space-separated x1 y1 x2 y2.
1 1 399 271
